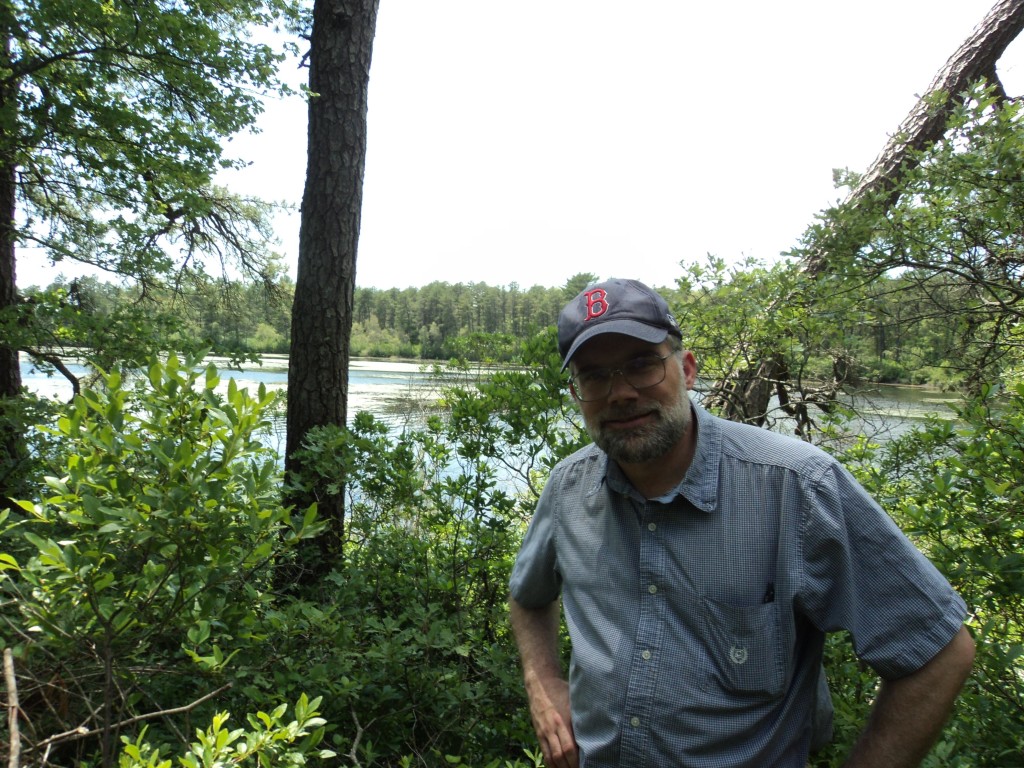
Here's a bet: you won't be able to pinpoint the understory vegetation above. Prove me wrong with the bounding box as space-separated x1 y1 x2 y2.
2 332 1023 766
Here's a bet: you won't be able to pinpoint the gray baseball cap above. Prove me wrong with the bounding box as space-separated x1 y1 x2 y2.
557 278 681 371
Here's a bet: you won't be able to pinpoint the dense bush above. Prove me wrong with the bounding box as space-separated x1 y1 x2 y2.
815 383 1024 766
275 328 583 765
0 354 324 766
270 416 530 764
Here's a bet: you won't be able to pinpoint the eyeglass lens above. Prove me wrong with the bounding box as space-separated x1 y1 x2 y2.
571 354 668 401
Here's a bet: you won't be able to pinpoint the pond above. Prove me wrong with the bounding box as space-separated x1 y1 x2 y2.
20 354 961 443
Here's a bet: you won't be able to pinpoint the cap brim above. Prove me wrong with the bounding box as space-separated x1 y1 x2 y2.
560 320 670 371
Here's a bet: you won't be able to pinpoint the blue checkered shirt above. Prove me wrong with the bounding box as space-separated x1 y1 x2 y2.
509 402 967 767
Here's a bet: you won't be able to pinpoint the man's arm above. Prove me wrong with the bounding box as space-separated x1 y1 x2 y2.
509 597 579 768
844 625 975 768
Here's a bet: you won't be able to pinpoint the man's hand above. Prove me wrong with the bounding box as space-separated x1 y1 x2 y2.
509 598 579 768
526 675 578 768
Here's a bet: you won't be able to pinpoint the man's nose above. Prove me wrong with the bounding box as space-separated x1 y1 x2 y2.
606 372 640 402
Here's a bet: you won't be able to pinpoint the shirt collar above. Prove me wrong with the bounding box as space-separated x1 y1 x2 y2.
678 402 720 512
601 400 721 512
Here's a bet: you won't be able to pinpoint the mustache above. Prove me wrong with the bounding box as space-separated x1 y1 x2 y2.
602 403 661 422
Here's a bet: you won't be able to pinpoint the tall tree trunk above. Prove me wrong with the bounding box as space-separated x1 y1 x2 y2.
1 17 25 509
0 163 19 511
285 0 379 574
0 163 18 401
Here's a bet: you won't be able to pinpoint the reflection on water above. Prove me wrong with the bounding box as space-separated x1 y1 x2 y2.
842 384 960 442
19 355 444 432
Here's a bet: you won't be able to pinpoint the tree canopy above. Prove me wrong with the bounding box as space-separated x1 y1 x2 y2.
0 0 302 376
1 0 302 503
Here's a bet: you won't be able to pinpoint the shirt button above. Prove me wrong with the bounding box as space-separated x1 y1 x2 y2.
630 716 641 727
647 584 658 595
641 649 652 660
647 522 657 532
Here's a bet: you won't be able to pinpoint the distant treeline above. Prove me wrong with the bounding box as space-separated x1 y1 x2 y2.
350 281 576 359
28 269 971 387
26 274 598 362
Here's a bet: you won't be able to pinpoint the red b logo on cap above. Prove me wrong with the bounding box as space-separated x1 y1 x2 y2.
584 288 609 321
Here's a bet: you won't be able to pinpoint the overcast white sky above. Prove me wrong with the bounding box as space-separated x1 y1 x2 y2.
18 1 1024 291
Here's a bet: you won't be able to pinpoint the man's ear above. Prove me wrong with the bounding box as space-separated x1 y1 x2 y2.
681 350 698 389
566 373 582 403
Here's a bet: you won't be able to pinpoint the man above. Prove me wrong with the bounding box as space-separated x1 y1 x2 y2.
508 278 974 768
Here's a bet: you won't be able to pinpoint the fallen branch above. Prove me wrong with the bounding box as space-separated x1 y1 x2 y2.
26 683 232 754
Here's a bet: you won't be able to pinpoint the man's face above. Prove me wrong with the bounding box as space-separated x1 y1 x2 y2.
570 334 696 465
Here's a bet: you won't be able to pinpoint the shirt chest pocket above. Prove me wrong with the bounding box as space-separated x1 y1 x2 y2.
700 597 786 698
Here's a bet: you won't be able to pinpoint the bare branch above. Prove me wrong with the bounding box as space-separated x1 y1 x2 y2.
23 348 80 398
25 684 232 754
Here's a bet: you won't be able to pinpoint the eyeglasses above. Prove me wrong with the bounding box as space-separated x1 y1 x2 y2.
569 352 675 402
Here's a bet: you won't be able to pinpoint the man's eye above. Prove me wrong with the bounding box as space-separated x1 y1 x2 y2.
626 356 660 373
579 369 611 385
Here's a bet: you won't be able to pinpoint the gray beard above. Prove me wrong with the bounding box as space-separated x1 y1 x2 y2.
587 395 692 464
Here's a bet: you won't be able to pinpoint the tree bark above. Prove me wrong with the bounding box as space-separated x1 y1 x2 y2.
0 14 17 398
0 165 16 401
4 648 21 768
1 17 24 509
285 0 380 567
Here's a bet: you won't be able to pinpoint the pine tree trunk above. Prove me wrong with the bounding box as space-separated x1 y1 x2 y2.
0 163 17 401
285 0 380 570
1 18 25 508
1 15 20 399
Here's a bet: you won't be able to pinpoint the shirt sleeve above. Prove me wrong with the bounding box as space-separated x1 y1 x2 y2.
797 459 968 679
508 467 563 608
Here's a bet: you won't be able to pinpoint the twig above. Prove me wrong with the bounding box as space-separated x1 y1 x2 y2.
23 347 81 399
347 706 376 768
4 648 20 768
27 684 232 753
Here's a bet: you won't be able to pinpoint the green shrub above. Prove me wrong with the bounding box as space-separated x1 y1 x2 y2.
273 413 537 765
117 694 333 768
270 331 584 766
0 352 323 766
823 383 1024 766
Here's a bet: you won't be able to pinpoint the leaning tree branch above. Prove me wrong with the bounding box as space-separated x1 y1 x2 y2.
23 347 80 399
804 0 1024 276
708 0 1024 428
